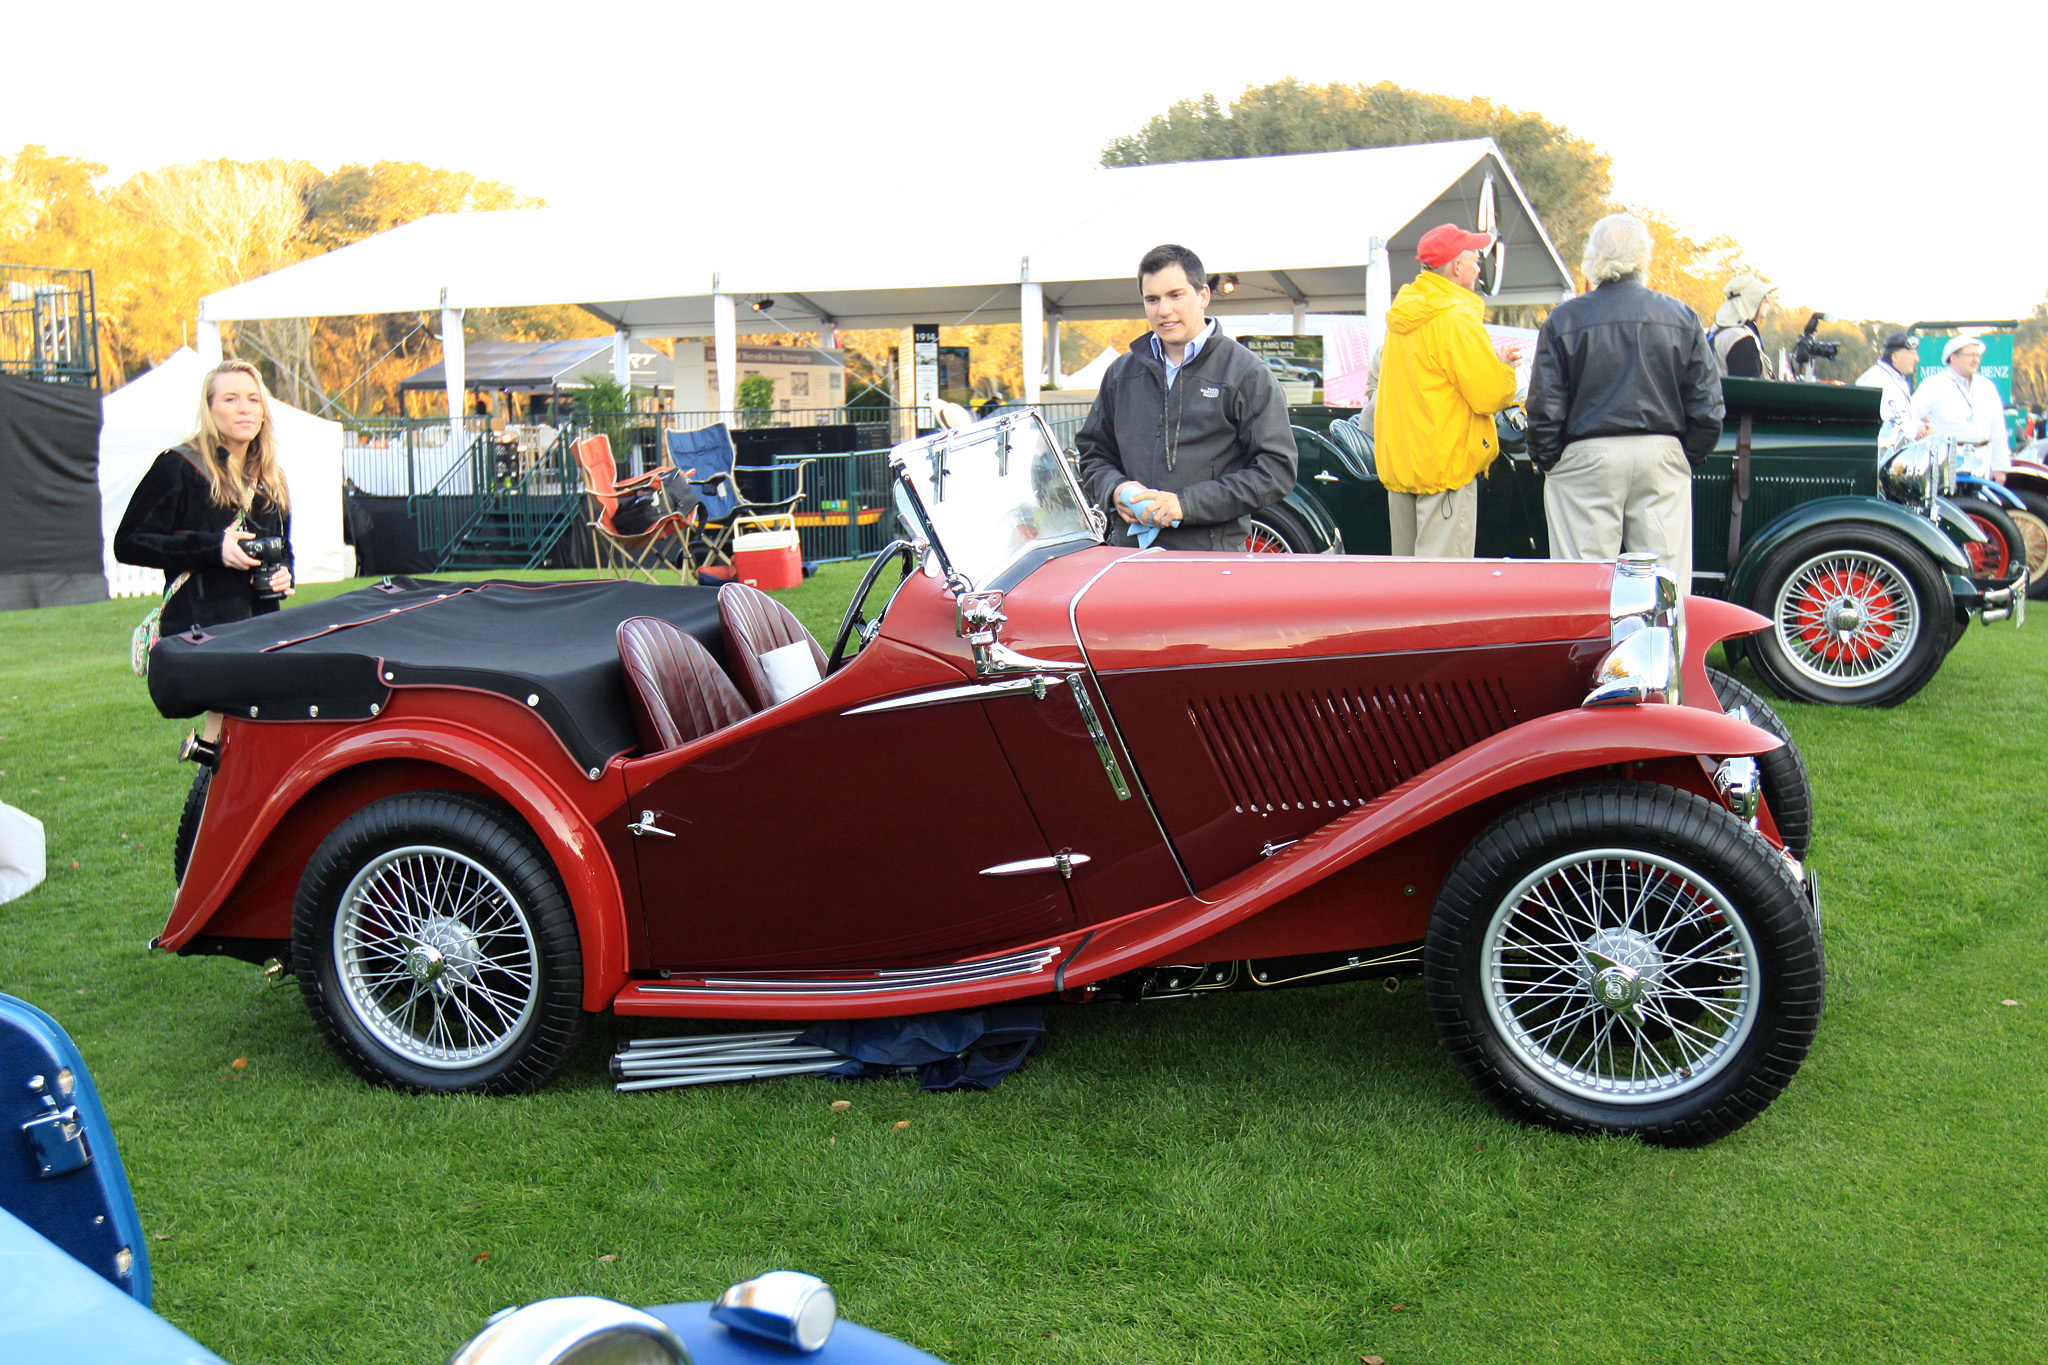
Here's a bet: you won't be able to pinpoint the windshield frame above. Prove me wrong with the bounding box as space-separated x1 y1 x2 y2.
889 411 1103 592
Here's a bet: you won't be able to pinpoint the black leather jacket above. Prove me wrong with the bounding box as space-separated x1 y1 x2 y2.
1526 278 1724 471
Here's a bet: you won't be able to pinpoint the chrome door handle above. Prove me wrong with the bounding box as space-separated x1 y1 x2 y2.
628 810 676 838
1314 470 1340 483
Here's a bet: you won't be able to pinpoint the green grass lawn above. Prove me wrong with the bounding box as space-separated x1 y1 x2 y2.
2 565 2045 1364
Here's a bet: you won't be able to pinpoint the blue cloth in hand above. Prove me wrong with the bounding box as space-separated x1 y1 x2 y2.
1118 486 1179 549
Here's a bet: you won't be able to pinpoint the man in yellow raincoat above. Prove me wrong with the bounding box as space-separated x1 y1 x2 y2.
1373 224 1524 556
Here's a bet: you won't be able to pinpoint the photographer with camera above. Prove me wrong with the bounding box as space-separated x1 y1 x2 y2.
116 359 295 643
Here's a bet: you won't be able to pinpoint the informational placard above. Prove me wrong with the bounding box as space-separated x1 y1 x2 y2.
1239 334 1324 405
913 323 940 411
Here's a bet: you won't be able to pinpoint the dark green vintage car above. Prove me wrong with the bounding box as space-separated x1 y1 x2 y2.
1268 378 2025 708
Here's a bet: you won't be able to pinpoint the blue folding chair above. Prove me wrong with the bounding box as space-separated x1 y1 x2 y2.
664 424 813 576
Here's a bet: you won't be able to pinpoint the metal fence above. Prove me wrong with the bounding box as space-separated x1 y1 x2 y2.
0 264 98 389
342 403 1104 569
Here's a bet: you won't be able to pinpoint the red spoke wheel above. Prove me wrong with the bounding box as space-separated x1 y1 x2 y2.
1745 524 1949 707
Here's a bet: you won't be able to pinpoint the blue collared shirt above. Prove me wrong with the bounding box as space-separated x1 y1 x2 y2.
1150 318 1216 389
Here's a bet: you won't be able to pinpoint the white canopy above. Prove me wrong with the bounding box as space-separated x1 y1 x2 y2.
196 139 1571 423
100 348 350 598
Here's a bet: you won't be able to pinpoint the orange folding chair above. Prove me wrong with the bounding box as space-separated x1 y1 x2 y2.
572 434 695 582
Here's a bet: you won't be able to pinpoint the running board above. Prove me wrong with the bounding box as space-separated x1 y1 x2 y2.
631 944 1063 998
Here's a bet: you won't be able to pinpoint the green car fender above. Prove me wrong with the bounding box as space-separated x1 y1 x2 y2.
1277 481 1344 552
1728 496 1973 606
1929 496 1991 549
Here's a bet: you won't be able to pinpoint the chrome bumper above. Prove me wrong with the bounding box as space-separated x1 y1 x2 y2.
1976 565 2029 626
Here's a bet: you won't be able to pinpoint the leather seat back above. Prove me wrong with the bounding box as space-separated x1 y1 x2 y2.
617 616 752 752
717 582 828 711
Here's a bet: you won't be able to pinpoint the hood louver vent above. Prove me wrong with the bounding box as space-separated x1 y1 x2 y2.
1191 678 1518 813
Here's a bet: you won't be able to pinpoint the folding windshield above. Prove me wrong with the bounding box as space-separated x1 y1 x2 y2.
891 412 1100 589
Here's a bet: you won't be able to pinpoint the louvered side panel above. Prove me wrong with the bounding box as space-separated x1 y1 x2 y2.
1190 676 1520 813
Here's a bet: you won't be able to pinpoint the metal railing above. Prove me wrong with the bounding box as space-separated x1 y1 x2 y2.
355 403 1104 570
0 264 98 389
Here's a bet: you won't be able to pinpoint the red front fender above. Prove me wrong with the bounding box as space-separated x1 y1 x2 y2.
1071 702 1783 982
158 718 632 1012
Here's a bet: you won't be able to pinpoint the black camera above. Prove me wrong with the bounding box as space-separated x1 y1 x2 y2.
1791 312 1840 380
243 536 290 600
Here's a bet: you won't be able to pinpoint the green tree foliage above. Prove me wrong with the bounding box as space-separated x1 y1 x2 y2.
1102 79 1614 264
735 372 776 427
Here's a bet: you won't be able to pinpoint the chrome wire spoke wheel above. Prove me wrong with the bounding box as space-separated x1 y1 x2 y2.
332 843 539 1070
1480 847 1762 1104
1771 549 1916 686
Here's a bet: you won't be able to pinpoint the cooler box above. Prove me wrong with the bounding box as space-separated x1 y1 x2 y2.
733 514 802 591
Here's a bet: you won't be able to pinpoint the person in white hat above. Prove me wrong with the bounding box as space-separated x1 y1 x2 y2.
1910 336 2011 481
1708 273 1776 378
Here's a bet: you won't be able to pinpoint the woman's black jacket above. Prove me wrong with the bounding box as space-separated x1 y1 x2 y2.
114 445 293 635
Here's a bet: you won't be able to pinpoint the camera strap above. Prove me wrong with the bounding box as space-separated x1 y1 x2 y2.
1726 414 1753 574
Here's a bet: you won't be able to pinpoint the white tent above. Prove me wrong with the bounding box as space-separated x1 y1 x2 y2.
1060 342 1121 389
193 140 1572 446
100 349 350 599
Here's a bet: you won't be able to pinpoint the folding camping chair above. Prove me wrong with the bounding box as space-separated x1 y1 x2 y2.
572 434 695 583
664 423 814 579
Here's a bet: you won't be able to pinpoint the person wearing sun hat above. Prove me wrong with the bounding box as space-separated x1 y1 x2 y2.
1371 222 1524 556
1911 335 2012 481
1708 272 1776 378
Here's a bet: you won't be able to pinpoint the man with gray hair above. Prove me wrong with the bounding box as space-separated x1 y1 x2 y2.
1526 212 1723 585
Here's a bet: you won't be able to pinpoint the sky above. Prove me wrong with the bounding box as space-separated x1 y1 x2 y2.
11 1 2047 325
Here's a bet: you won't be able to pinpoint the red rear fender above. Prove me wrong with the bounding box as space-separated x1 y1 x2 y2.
159 714 632 1012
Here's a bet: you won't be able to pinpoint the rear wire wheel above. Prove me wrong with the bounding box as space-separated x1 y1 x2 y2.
292 791 587 1094
1951 495 2025 582
1425 781 1825 1146
2006 489 2048 600
1245 504 1316 554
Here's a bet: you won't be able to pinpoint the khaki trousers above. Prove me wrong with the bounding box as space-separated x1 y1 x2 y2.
1543 434 1693 585
1388 481 1479 557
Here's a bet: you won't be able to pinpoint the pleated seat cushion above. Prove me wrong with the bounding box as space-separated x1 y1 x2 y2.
717 581 829 711
617 616 752 753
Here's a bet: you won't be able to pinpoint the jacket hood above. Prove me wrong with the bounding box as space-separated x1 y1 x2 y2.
1387 270 1481 335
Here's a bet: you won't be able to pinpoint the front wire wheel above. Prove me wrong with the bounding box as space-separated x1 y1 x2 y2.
1426 782 1824 1146
1747 526 1948 707
293 792 586 1094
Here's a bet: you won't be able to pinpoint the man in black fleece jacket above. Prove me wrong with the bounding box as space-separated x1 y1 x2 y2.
1074 244 1296 551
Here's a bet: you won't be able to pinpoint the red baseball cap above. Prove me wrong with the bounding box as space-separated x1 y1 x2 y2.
1416 224 1496 267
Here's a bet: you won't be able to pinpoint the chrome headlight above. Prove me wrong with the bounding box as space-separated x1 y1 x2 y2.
1585 553 1685 707
1879 441 1930 505
448 1297 689 1365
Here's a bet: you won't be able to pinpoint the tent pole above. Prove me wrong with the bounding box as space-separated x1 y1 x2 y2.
1020 270 1043 407
1364 236 1391 354
612 328 632 396
442 302 466 461
195 317 223 368
712 289 737 421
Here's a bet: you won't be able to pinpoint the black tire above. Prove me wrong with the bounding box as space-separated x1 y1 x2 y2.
291 791 587 1094
1424 781 1825 1146
1245 504 1317 554
1745 524 1949 707
1951 496 2025 582
2006 490 2048 600
172 766 211 884
1705 667 1813 860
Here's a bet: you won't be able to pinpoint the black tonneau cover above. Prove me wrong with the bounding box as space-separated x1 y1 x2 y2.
149 577 727 774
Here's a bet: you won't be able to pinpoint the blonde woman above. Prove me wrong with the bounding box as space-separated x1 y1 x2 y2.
116 359 295 636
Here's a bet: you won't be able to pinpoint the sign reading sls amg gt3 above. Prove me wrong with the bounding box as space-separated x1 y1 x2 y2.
151 412 1824 1146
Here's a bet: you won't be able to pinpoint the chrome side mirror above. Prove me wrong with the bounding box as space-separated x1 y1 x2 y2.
711 1271 837 1352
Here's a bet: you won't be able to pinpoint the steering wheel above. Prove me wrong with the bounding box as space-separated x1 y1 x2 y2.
827 540 919 674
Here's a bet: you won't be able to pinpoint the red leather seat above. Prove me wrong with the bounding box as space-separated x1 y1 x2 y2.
717 581 828 711
616 616 752 753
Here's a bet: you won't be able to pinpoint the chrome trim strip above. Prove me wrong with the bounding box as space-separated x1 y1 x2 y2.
638 945 1063 995
1066 556 1194 892
842 674 1064 716
980 853 1092 877
1070 680 1132 800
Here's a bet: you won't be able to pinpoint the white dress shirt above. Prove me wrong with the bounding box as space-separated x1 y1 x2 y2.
1855 360 1917 444
1911 366 2011 476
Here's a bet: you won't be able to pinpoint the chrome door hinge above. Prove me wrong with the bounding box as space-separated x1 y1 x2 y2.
628 810 677 838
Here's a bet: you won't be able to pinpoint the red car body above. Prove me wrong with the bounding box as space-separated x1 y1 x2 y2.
154 413 1823 1145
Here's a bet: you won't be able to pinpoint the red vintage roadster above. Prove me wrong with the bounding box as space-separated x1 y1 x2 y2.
152 411 1823 1145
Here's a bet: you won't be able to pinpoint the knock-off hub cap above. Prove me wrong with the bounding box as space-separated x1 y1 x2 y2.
1830 603 1864 634
406 943 447 984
